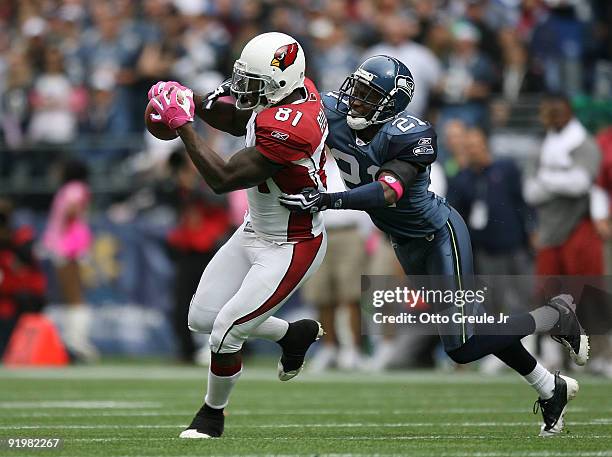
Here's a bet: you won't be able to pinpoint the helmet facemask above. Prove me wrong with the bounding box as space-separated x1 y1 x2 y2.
230 60 280 111
339 74 396 130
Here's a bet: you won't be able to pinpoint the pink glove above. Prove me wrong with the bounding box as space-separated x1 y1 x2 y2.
147 81 189 101
150 87 195 129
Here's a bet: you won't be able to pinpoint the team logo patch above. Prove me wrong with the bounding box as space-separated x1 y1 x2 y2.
383 175 397 184
271 43 299 71
418 137 432 145
271 130 289 141
413 145 434 155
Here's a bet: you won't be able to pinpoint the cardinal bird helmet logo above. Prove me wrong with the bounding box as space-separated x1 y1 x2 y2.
270 43 299 71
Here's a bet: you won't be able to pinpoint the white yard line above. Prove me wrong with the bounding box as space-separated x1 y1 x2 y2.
0 407 595 418
58 436 612 444
0 401 161 409
62 451 612 457
1 366 610 386
1 421 612 430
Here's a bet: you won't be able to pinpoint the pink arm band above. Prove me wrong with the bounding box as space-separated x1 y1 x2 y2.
378 174 405 200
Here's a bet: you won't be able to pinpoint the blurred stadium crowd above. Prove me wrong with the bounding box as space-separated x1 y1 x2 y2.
1 0 612 374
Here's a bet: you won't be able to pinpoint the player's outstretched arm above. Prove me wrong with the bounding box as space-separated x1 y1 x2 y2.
193 80 252 137
279 159 418 212
178 123 282 193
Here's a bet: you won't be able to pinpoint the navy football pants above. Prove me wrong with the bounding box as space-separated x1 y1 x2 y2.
391 206 537 373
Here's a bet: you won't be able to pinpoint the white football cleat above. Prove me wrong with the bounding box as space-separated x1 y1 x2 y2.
179 429 214 439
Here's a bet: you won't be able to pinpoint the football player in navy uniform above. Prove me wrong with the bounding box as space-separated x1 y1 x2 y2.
279 55 589 436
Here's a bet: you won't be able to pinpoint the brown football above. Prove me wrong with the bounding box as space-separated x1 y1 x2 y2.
145 98 178 140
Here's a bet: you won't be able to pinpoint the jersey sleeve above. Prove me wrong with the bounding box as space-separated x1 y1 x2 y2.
387 129 438 169
254 118 310 166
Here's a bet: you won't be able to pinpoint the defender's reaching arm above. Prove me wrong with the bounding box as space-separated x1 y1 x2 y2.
278 157 419 212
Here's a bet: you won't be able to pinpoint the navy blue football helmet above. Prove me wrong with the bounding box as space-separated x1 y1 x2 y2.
338 55 415 130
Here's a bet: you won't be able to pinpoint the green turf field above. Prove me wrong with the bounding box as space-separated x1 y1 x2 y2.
1 363 611 457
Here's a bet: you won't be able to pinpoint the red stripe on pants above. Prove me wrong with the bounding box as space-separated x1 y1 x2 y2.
233 234 323 326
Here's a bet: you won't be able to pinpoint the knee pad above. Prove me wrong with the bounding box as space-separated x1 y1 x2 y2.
187 301 216 334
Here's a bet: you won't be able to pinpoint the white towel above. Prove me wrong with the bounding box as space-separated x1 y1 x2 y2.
540 118 587 169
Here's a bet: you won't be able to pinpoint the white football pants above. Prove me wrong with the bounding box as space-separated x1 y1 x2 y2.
187 222 327 353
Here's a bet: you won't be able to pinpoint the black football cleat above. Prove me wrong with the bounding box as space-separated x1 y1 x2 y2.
179 404 224 438
547 295 590 366
277 319 324 381
533 372 579 437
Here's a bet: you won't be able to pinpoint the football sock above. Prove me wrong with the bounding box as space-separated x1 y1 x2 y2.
528 306 560 333
493 340 537 376
523 362 555 400
447 334 524 364
204 357 242 409
251 317 289 342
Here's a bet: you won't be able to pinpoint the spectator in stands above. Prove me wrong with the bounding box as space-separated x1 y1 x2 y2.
463 0 503 66
498 29 543 101
523 94 603 369
487 98 541 171
309 20 360 93
411 0 440 46
78 3 141 133
0 198 46 356
0 50 33 172
448 127 533 275
588 125 612 377
172 10 230 88
530 0 589 95
515 0 547 43
439 119 469 176
437 21 496 129
592 0 612 99
524 93 603 276
304 158 370 372
363 14 442 118
28 46 83 145
46 6 86 84
42 159 97 362
166 151 231 364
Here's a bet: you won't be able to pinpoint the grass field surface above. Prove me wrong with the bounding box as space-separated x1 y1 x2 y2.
1 362 611 456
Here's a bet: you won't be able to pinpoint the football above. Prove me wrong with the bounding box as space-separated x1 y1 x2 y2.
145 98 178 140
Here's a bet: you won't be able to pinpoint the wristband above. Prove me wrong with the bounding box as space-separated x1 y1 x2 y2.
378 174 404 200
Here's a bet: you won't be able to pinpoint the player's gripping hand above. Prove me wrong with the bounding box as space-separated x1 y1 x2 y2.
150 87 195 130
203 79 232 110
147 81 189 101
279 188 330 213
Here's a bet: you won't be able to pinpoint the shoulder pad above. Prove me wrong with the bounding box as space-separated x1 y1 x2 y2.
384 124 438 167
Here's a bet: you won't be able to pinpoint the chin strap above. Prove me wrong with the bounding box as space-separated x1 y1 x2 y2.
347 115 371 130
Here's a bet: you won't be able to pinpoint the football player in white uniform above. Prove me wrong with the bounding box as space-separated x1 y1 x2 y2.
148 32 329 438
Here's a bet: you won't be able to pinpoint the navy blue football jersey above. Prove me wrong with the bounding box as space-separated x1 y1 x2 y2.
322 91 450 238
